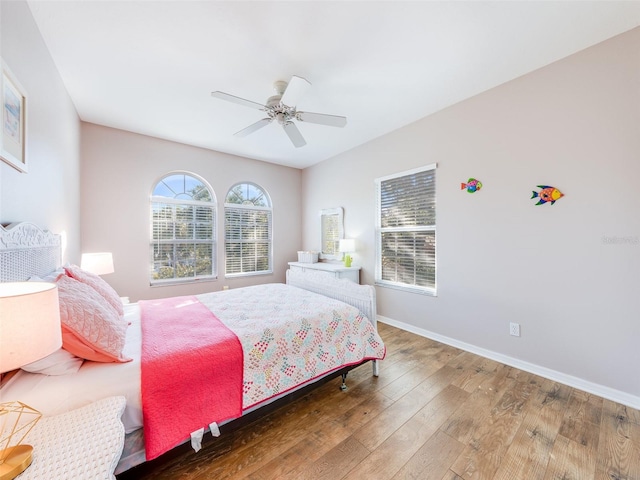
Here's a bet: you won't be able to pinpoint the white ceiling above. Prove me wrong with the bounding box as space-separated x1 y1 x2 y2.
27 1 640 169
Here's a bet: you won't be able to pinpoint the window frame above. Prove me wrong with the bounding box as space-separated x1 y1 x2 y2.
224 182 273 278
149 171 217 286
375 163 437 296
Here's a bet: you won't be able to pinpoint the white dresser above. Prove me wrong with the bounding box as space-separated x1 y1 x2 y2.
288 261 361 284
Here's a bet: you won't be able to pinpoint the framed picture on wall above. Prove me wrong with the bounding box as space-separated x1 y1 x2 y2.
1 59 28 173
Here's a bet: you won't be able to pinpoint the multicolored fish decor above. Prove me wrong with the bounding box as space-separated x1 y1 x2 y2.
531 185 564 205
461 178 482 193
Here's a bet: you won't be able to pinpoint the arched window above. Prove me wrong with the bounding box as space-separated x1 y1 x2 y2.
150 172 216 284
225 182 272 277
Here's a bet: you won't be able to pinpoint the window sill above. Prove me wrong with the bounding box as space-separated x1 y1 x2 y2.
150 276 218 287
225 270 273 279
375 281 437 297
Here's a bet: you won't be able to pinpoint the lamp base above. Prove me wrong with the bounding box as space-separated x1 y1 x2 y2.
0 445 33 480
343 254 352 268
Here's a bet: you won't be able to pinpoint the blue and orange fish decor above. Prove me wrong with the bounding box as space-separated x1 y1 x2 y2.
531 185 564 205
461 178 482 193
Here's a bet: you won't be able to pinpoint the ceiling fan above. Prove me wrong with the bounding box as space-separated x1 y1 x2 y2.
211 75 347 148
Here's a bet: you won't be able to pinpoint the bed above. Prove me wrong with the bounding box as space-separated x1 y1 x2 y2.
0 222 385 476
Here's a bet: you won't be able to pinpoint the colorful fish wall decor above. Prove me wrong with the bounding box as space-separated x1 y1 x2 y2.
531 185 564 205
461 178 482 193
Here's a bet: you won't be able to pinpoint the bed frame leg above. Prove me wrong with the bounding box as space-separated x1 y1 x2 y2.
340 373 348 391
372 360 379 377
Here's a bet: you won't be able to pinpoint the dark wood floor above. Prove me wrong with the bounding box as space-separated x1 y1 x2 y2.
128 322 640 479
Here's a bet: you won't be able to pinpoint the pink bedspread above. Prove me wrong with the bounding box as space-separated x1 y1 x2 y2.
140 296 243 460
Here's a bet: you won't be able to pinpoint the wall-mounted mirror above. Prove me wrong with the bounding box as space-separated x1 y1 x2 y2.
320 207 344 261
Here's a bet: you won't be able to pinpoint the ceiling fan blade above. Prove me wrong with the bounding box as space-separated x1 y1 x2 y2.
296 111 347 128
281 75 311 106
211 91 265 110
234 118 272 137
282 122 306 148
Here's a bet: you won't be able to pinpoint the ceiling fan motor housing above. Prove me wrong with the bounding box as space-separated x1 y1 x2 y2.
265 92 296 124
266 95 282 108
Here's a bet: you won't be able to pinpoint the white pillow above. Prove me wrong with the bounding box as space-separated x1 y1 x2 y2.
29 268 65 283
43 268 65 282
22 348 84 376
16 396 126 480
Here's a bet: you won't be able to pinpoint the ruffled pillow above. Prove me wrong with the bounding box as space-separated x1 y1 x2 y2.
22 348 84 375
56 274 131 363
64 264 124 316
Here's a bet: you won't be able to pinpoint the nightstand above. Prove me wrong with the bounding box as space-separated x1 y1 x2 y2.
288 262 361 284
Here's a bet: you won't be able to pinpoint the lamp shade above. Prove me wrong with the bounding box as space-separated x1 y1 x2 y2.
339 238 356 253
0 282 62 373
81 252 114 275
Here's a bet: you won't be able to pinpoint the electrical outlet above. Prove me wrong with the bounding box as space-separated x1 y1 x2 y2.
509 322 521 337
222 285 229 291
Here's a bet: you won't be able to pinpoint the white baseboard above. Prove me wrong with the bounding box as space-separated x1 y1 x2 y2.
378 315 640 410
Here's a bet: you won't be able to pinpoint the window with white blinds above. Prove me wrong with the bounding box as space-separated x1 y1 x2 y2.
375 164 436 295
150 172 216 285
225 183 272 277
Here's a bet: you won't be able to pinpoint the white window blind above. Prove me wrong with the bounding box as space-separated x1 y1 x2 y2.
375 164 436 295
150 173 216 285
225 183 272 277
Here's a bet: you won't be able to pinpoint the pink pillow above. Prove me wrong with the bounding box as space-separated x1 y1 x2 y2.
56 275 131 363
65 264 124 316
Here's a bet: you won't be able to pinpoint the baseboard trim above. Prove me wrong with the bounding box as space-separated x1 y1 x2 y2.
378 315 640 410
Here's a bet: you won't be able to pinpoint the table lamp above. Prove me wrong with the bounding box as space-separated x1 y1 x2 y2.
80 252 114 275
339 239 356 267
0 282 62 480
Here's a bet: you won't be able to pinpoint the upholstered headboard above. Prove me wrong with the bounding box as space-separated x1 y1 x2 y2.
0 223 61 282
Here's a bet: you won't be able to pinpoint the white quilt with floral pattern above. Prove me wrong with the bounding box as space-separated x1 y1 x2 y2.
197 283 385 409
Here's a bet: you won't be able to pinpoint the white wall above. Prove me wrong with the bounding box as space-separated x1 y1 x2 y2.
0 0 81 261
80 123 302 302
302 27 640 406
